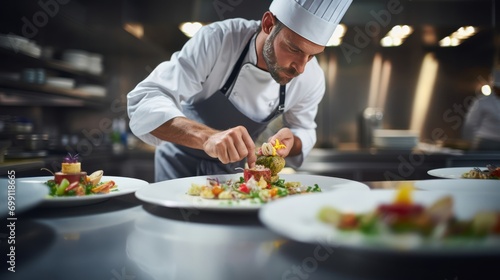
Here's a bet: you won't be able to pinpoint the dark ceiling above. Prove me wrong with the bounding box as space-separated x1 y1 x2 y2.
123 0 498 53
0 0 498 56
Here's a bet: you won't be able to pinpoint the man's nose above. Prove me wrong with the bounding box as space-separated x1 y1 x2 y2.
292 56 309 74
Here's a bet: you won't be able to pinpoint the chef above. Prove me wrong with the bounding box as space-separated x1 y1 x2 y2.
127 0 353 181
463 69 500 150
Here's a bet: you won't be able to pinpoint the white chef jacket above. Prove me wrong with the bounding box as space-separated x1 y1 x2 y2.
127 18 326 168
463 94 500 142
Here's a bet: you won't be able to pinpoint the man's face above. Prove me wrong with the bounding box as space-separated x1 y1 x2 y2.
263 24 325 85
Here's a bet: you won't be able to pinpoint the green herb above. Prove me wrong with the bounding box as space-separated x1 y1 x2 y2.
272 179 286 188
277 188 289 197
306 184 322 192
85 183 93 195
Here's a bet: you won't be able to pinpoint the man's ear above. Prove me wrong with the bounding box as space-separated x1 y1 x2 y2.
261 11 275 35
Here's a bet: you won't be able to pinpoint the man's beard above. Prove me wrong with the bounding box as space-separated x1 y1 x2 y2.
263 34 298 85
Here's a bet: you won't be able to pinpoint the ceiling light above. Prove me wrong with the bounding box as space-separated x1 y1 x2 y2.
380 25 413 47
439 26 477 47
123 23 144 39
179 22 204 38
481 85 491 96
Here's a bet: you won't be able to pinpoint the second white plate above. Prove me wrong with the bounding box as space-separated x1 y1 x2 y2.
259 189 500 255
427 167 488 179
135 173 370 211
13 176 149 207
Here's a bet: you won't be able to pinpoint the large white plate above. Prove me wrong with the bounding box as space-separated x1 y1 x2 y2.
135 173 370 211
259 189 500 255
427 167 492 179
415 179 500 192
0 177 49 217
12 176 148 207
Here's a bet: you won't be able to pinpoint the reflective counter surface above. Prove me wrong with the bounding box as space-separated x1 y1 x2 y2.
1 181 498 280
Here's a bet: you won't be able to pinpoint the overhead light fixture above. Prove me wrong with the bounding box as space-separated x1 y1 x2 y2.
439 26 476 47
380 25 413 47
179 22 204 38
326 24 346 47
123 23 144 39
481 84 491 96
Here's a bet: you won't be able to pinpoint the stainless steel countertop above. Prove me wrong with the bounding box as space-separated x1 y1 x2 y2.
1 181 498 280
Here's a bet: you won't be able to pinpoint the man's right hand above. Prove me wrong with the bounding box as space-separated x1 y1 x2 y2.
203 126 257 168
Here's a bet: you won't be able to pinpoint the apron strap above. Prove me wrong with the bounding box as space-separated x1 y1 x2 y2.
219 36 287 123
262 84 286 122
220 39 251 95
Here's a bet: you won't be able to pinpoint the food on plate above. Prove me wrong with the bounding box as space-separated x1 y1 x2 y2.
255 140 287 182
187 174 321 203
188 139 321 203
461 165 500 179
43 153 117 197
317 184 500 240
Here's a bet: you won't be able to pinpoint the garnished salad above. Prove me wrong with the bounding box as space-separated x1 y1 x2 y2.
461 165 500 179
317 184 500 240
44 153 117 197
187 174 321 203
187 140 321 203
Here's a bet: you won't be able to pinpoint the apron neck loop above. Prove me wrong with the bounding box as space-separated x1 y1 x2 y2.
220 39 252 95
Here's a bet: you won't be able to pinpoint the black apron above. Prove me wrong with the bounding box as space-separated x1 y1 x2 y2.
155 38 286 181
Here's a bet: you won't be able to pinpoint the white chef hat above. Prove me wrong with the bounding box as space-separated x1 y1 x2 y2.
269 0 353 46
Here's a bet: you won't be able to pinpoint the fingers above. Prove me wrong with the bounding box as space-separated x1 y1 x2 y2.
268 128 294 157
242 131 256 168
203 126 256 165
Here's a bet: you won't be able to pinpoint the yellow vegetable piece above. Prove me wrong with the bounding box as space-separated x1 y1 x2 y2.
394 182 414 205
273 139 286 150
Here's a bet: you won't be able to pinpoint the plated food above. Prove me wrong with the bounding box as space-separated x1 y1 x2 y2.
13 175 148 207
43 153 117 197
187 141 321 203
259 186 500 254
317 184 500 241
428 166 500 179
461 165 500 179
187 173 321 203
136 174 369 211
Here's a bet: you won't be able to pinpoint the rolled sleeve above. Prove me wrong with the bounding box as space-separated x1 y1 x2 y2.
127 25 223 146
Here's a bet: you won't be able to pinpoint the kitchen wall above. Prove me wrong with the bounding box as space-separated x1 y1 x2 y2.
0 0 497 161
315 31 494 148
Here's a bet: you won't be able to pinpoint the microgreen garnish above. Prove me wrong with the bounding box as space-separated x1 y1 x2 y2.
63 153 80 163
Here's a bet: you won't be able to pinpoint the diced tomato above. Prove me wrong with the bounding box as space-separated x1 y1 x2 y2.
239 184 250 194
377 203 424 217
243 168 271 183
491 168 500 178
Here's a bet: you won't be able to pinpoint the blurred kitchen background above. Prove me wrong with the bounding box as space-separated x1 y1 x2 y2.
1 0 499 182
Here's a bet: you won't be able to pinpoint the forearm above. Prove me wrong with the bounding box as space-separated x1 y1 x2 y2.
151 117 218 150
